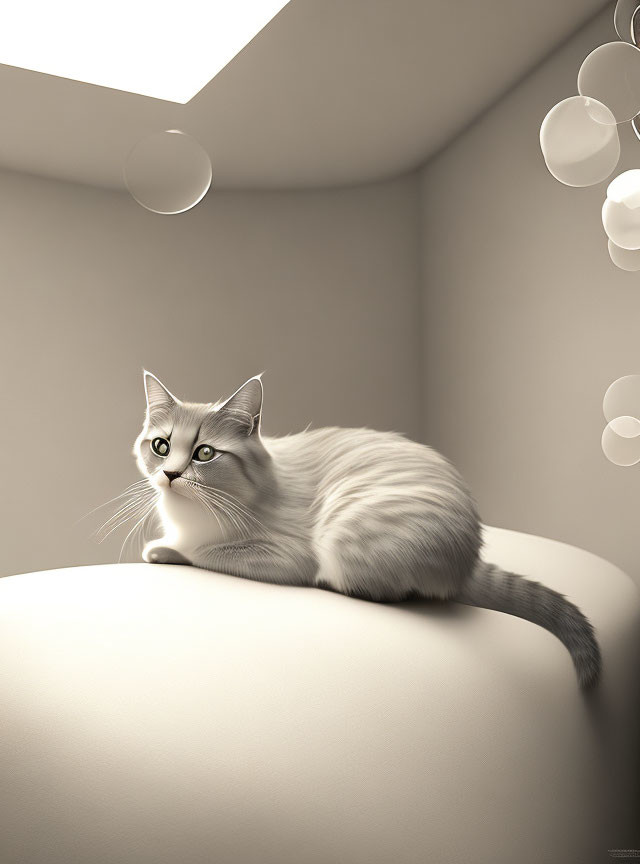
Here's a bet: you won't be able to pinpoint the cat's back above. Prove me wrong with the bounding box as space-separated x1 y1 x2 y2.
264 425 468 494
266 426 481 597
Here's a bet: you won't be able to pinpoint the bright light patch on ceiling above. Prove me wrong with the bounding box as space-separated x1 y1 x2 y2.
0 0 291 103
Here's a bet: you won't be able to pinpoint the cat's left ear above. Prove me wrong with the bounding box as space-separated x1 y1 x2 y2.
143 370 180 412
219 374 263 436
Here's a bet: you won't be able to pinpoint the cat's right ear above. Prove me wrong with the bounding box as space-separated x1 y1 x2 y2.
143 370 180 412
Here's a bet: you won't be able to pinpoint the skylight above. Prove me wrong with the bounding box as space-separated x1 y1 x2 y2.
0 0 291 103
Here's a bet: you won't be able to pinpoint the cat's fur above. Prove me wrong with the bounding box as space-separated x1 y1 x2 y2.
133 371 601 688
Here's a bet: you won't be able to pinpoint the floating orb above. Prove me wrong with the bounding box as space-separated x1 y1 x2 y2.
539 96 619 186
602 170 640 249
578 42 640 123
608 238 640 270
603 374 640 423
614 0 640 44
601 416 640 466
124 130 212 215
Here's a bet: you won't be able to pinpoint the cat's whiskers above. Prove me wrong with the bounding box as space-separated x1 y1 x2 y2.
137 499 156 558
189 486 229 535
118 498 159 563
199 489 252 534
205 496 245 536
74 479 153 527
189 480 267 533
185 481 249 537
210 485 267 526
196 487 259 537
94 488 152 529
89 483 156 535
93 491 155 541
95 489 159 544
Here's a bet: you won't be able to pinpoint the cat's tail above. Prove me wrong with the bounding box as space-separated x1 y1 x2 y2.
455 561 601 688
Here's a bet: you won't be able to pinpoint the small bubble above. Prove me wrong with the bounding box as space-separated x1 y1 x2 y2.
578 42 640 123
602 416 640 466
539 96 619 187
124 130 212 215
603 170 640 250
603 375 640 423
614 0 640 44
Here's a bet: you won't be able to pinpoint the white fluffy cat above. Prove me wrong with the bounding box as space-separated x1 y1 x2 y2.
132 371 601 688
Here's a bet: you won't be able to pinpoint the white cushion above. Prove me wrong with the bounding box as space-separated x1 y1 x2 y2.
0 525 638 864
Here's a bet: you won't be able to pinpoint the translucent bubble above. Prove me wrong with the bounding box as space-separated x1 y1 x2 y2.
602 170 640 249
608 238 640 270
632 113 640 141
578 42 640 122
603 374 640 423
539 96 620 187
614 0 640 44
124 130 212 215
602 416 640 465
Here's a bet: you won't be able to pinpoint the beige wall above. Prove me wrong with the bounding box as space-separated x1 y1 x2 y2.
4 6 637 583
420 9 640 580
0 168 421 576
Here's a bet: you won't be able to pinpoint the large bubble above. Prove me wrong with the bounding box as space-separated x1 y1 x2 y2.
124 130 212 215
539 96 619 187
602 170 640 249
614 0 640 44
601 416 640 465
578 42 640 122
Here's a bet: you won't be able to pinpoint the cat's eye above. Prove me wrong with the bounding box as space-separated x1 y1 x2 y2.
193 444 216 462
151 437 170 457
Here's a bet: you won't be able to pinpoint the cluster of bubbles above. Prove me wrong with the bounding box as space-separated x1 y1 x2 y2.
124 129 212 215
602 375 640 465
539 0 640 269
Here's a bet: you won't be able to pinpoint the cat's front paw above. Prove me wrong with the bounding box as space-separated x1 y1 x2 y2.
144 545 192 566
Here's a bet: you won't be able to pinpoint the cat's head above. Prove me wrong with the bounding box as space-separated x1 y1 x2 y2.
133 371 274 509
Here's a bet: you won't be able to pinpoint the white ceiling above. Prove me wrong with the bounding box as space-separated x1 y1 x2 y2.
0 0 610 191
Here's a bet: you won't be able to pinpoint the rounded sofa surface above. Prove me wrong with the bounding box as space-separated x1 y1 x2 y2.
0 526 638 864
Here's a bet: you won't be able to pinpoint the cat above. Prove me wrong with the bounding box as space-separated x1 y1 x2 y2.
132 370 601 689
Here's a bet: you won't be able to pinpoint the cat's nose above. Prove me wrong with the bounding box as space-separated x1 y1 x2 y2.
164 470 181 484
